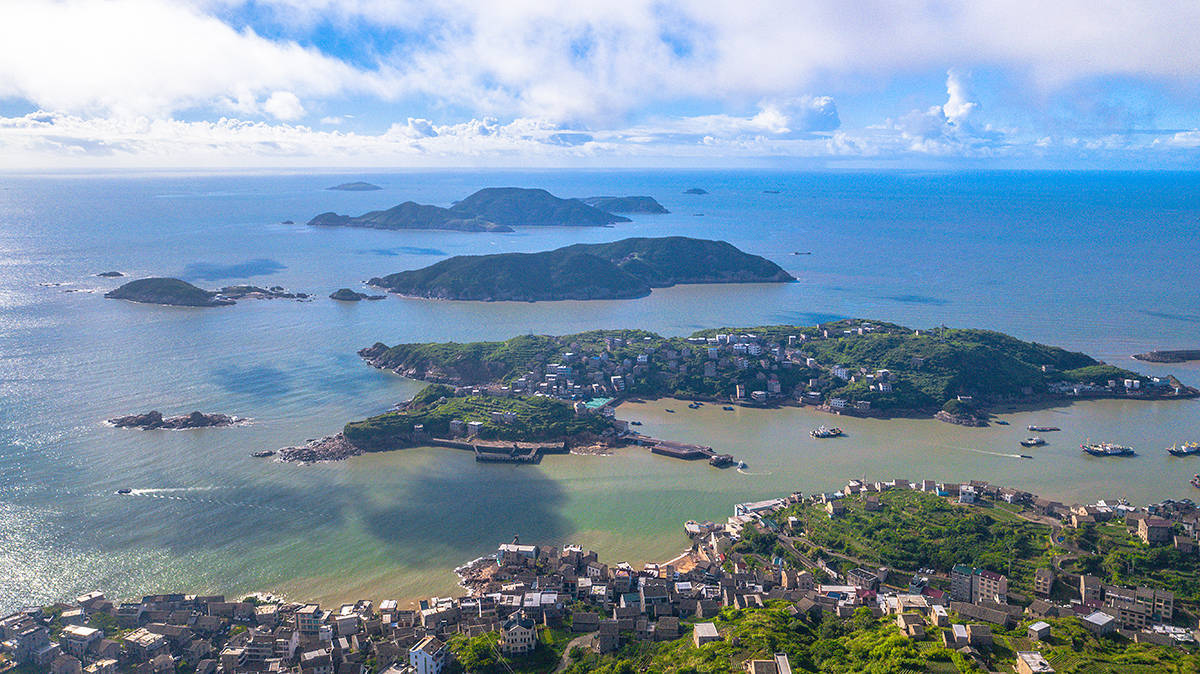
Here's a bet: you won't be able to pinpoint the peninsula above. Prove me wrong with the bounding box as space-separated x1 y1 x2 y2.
308 202 512 232
1134 349 1200 364
367 236 794 301
359 319 1197 422
105 278 308 306
325 181 381 191
579 195 669 214
108 410 241 429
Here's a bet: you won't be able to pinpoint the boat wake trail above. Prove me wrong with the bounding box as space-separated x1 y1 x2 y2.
120 488 326 515
947 445 1024 459
737 468 773 476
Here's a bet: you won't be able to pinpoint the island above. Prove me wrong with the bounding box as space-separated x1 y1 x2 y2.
579 195 669 214
325 181 381 191
307 187 637 233
684 187 708 194
358 319 1197 424
308 201 513 232
105 278 308 306
1134 349 1200 364
108 410 241 429
330 288 386 301
95 271 124 278
366 236 794 301
104 277 234 307
448 187 630 226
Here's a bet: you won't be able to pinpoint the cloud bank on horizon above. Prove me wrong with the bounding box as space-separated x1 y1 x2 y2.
1 0 1199 168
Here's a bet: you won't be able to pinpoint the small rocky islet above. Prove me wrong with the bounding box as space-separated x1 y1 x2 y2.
108 410 241 430
104 277 308 307
325 181 382 191
330 288 386 302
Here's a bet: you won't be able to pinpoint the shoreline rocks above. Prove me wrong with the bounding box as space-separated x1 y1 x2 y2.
276 433 363 463
1133 349 1200 364
108 411 241 429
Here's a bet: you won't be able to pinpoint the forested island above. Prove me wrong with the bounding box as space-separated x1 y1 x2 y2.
367 236 794 301
1134 349 1200 364
325 181 381 191
358 319 1196 422
308 187 646 233
580 195 669 213
104 277 308 307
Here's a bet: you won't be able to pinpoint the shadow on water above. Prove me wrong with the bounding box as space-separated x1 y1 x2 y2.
879 294 949 306
211 365 293 397
768 310 846 325
1141 310 1200 324
356 247 447 257
181 258 286 282
359 463 571 559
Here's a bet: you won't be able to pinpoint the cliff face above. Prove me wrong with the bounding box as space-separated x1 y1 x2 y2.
367 236 794 301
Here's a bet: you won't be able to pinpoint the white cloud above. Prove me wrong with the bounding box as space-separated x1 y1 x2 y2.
262 92 306 121
942 70 977 124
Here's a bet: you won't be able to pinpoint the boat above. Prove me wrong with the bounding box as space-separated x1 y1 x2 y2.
629 420 642 426
1192 474 1200 489
1168 442 1200 456
251 449 275 458
1081 441 1135 457
1020 437 1047 447
665 409 675 413
810 426 844 439
116 488 132 495
722 406 734 411
737 460 746 469
1019 454 1034 459
994 420 1009 425
687 403 700 409
1028 425 1061 432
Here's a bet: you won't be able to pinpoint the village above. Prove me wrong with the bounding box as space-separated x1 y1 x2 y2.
6 474 1200 674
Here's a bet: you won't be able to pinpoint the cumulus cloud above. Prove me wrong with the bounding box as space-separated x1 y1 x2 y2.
262 92 305 120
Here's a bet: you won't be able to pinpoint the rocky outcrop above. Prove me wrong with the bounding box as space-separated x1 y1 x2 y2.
276 433 363 463
934 410 988 427
108 411 240 429
216 285 309 300
105 277 234 307
1133 349 1200 363
330 288 386 301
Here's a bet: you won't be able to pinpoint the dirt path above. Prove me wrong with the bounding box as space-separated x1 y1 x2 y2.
552 633 595 673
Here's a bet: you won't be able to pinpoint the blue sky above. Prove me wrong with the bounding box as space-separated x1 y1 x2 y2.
1 0 1199 168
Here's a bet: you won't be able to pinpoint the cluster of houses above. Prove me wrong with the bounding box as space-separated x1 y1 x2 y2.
701 477 1200 672
473 322 898 412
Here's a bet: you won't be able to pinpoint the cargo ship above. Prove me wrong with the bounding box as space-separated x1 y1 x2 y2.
1081 441 1135 457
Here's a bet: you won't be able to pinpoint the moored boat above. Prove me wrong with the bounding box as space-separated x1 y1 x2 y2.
1168 442 1200 456
1020 437 1047 447
811 426 844 439
722 406 734 411
1081 441 1135 457
1028 425 1061 432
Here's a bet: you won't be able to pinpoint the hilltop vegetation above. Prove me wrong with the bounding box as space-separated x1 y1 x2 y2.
448 187 631 226
342 385 613 450
309 201 512 232
580 195 670 213
367 237 794 301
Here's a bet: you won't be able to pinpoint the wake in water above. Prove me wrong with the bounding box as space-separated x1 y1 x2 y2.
737 467 773 476
118 487 327 516
945 445 1026 459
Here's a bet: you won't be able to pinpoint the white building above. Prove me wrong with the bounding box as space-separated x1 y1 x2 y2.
409 636 447 674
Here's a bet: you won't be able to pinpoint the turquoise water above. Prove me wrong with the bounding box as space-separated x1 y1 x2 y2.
1 170 1198 611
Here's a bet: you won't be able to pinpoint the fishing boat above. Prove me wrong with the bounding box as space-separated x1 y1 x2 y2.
116 488 132 495
1081 440 1135 457
687 403 700 409
722 406 735 411
811 426 844 439
1019 454 1034 459
1168 442 1200 456
664 409 675 413
1020 437 1047 447
994 420 1009 425
1028 425 1061 432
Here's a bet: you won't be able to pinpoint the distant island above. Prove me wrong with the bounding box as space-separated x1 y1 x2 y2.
330 288 386 302
1133 349 1200 364
307 187 635 233
326 181 381 191
108 410 241 429
105 278 308 307
366 236 794 301
684 187 708 194
96 271 124 277
579 196 669 214
358 319 1198 423
309 202 512 232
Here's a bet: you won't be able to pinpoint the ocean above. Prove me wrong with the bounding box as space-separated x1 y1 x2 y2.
1 169 1198 612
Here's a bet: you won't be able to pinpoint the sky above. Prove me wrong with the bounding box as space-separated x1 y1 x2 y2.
2 0 1200 169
